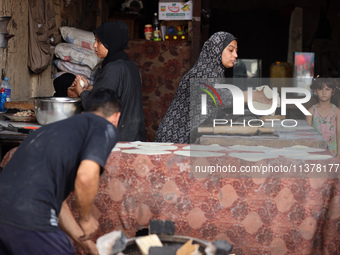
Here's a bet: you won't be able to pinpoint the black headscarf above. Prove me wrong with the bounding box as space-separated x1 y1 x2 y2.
94 21 130 68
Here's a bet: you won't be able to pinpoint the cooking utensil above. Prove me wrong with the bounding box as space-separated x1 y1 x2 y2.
33 97 83 125
198 125 275 135
0 124 37 134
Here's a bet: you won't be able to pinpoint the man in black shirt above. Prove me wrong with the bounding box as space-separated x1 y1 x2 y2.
0 88 120 255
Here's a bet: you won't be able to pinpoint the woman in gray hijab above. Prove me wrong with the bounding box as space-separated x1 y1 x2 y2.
154 32 269 144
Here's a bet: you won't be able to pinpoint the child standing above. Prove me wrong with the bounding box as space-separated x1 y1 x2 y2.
306 77 340 160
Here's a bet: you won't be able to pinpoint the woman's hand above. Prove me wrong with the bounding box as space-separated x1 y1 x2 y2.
67 86 79 98
252 90 273 105
68 75 89 97
243 90 273 105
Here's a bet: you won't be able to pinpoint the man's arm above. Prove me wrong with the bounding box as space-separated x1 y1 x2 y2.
59 201 98 254
74 159 101 240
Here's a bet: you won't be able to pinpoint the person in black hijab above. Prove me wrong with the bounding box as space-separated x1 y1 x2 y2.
53 73 76 97
69 21 146 142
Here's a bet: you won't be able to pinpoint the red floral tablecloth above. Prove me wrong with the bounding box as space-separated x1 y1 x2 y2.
125 40 191 142
67 143 339 255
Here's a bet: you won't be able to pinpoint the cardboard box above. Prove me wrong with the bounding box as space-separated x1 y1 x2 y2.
158 1 193 20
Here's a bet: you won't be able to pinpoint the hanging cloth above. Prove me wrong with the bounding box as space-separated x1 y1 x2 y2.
27 0 61 73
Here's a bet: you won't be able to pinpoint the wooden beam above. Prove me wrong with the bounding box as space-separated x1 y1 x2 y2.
96 0 102 27
190 0 201 67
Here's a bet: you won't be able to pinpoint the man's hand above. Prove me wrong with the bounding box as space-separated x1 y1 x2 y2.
80 239 99 255
59 201 99 254
78 214 99 241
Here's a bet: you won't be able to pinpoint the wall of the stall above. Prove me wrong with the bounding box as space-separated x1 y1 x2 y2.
209 0 340 77
0 0 36 100
0 0 99 101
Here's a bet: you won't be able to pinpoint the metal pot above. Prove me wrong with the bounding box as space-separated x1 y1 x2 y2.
33 97 83 125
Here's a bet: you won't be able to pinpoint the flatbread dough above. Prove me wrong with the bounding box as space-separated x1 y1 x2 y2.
228 144 331 161
182 144 228 151
229 145 273 152
136 145 178 151
229 152 278 162
121 149 172 155
115 143 138 148
253 85 281 116
284 154 333 160
281 145 326 153
174 150 225 157
252 101 273 111
129 141 174 146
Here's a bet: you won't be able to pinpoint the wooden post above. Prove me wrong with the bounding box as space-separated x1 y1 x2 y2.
191 0 201 67
96 0 102 28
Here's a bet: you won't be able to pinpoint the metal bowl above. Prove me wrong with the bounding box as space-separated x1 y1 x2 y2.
33 97 83 125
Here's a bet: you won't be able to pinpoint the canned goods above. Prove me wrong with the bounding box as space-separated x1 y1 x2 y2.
144 24 152 40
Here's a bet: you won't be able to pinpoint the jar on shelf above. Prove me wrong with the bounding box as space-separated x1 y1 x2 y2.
144 24 152 40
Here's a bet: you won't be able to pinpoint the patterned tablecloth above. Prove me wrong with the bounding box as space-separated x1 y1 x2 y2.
2 143 340 255
67 142 339 255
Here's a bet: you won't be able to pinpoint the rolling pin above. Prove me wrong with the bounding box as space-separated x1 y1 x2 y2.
198 126 274 135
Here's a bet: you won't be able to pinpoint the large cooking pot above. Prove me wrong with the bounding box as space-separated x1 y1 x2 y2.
33 97 83 125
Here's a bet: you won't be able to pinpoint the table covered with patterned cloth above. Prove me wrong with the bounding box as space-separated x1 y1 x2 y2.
1 143 340 255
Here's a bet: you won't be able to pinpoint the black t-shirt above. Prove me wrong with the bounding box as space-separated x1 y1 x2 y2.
0 112 118 231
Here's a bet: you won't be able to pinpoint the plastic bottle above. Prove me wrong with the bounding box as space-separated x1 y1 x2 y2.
0 87 7 112
152 12 161 41
0 78 11 102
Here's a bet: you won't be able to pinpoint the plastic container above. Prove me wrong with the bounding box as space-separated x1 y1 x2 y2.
0 77 11 101
270 62 293 78
152 12 161 41
269 62 294 93
0 87 7 111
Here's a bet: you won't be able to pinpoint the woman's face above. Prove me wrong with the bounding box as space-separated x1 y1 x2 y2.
93 35 108 59
222 40 238 68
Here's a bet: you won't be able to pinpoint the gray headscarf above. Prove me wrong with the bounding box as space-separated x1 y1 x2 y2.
193 32 237 78
154 32 237 143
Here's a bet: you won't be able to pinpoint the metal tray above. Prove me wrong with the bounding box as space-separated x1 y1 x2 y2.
123 235 209 255
3 113 37 122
